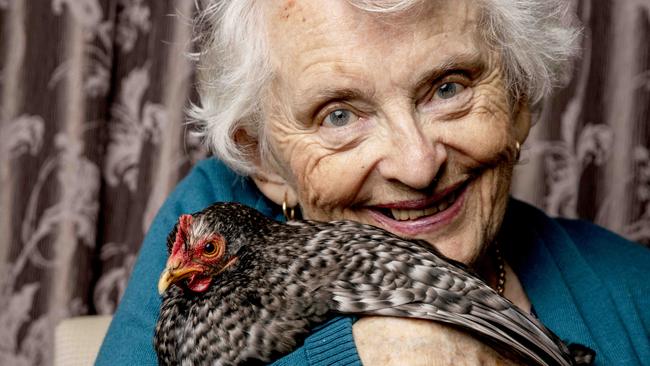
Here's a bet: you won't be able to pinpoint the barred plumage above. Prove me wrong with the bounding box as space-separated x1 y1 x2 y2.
154 202 585 366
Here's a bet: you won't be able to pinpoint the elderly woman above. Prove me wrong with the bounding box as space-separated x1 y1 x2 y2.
97 0 649 365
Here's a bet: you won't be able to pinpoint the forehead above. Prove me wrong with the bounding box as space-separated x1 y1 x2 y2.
264 0 482 101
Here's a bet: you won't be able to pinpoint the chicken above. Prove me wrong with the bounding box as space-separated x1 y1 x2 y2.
154 202 586 366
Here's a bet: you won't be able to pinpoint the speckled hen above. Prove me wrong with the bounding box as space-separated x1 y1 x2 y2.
154 202 583 366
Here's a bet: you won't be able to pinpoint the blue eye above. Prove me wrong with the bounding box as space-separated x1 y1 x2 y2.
435 82 465 100
323 109 357 127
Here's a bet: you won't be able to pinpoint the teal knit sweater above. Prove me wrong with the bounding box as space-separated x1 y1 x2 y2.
96 158 650 365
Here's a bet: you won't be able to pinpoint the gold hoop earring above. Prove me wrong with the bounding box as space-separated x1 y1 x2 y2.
282 194 295 221
514 141 521 161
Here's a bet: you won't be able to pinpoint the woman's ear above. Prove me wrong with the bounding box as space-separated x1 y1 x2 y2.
252 169 298 207
513 99 532 144
234 125 298 207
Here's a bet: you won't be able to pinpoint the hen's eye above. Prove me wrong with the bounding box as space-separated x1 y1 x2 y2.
435 82 465 100
203 242 217 255
323 109 358 127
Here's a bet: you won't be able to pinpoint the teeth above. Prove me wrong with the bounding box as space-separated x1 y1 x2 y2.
389 192 457 221
437 201 448 211
423 206 439 217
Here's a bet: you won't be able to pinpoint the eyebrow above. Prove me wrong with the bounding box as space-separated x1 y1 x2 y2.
304 87 368 109
291 83 373 122
412 51 486 91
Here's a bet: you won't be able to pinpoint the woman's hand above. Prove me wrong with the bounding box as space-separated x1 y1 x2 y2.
352 317 521 366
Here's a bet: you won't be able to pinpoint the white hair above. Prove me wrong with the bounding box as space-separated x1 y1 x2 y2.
189 0 581 175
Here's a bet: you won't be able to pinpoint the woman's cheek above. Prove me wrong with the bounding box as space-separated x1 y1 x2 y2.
439 76 514 162
295 154 356 215
450 104 513 163
291 147 370 219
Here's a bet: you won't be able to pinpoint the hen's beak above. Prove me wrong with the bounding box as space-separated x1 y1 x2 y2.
158 261 201 295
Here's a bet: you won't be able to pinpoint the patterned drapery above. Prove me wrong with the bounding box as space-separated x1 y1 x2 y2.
0 1 648 365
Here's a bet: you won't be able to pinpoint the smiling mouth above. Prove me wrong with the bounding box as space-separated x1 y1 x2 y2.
372 180 468 221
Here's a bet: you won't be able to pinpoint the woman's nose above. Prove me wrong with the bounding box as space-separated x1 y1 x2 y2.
376 123 447 190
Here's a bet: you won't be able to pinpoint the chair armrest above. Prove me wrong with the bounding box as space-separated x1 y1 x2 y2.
54 315 112 366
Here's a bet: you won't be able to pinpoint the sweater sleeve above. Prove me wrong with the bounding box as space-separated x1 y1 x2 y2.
270 317 361 366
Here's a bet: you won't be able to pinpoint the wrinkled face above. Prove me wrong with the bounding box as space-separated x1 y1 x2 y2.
258 0 529 265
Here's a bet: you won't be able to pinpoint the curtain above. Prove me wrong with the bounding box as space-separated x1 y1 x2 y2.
0 1 648 365
511 0 650 242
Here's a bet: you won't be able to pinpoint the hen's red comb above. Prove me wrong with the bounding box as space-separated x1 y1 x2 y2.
171 214 193 256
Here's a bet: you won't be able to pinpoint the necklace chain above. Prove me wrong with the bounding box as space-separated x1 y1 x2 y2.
494 247 506 296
